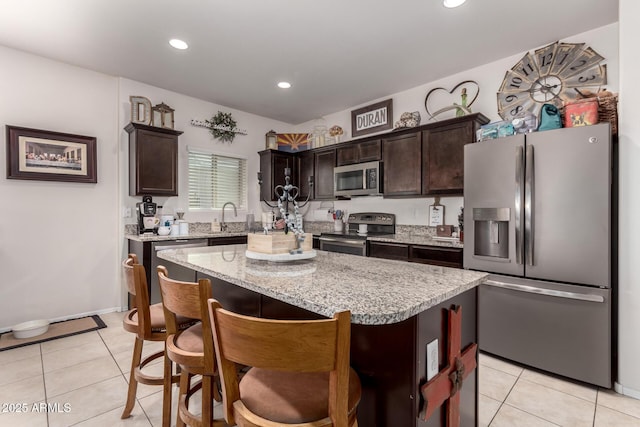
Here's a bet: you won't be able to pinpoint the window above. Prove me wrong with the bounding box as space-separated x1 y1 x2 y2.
188 148 247 210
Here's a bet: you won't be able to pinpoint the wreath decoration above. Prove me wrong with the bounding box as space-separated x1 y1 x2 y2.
206 111 237 143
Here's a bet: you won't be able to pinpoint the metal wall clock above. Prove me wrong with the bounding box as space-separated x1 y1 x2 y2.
497 41 607 121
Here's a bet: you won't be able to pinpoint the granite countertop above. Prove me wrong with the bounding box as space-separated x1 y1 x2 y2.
368 234 464 249
157 245 486 325
126 231 248 242
127 230 463 248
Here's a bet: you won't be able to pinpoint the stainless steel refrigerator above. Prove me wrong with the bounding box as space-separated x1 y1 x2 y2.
463 123 613 388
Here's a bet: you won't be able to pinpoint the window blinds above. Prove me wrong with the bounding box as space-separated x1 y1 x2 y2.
188 149 247 210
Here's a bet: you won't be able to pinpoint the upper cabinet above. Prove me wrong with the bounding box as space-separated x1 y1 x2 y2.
126 122 182 196
258 113 489 201
297 150 315 200
336 139 381 166
259 150 297 201
313 148 337 200
382 131 422 197
421 113 489 195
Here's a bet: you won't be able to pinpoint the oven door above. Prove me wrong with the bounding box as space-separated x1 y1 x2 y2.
319 236 367 256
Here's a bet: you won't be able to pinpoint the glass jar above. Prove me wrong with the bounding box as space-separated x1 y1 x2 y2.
310 125 327 148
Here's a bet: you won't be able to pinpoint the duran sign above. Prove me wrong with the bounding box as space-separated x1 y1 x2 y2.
351 99 393 137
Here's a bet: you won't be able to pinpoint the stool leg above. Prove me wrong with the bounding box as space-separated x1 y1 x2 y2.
162 349 173 427
202 375 213 425
176 371 189 427
121 336 143 419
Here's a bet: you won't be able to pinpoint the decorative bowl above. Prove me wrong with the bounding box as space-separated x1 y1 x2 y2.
12 319 50 339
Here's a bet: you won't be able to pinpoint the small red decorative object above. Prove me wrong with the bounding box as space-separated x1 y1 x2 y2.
419 305 477 427
564 98 599 128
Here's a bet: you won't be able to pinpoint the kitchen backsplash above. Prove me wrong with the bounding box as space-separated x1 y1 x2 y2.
125 221 440 236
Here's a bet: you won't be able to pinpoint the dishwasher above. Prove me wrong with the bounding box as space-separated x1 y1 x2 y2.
151 239 208 304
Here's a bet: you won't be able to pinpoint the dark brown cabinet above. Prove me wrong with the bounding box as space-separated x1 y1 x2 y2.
421 113 489 195
336 139 381 166
409 245 462 268
368 241 409 261
126 122 182 196
313 148 337 200
259 114 489 201
297 151 315 200
259 150 297 201
382 131 422 196
208 236 247 246
369 240 463 268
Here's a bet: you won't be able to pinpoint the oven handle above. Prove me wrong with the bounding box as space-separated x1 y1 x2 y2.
318 237 366 246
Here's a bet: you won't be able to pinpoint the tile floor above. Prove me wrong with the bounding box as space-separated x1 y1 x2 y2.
0 311 639 426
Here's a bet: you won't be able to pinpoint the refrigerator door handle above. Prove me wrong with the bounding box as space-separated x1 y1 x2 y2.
515 145 524 265
525 144 534 266
484 279 605 303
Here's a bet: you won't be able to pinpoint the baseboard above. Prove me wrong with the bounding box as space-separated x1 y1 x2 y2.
614 382 640 400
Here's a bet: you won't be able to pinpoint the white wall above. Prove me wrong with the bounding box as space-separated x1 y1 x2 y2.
616 0 640 398
0 46 120 330
118 79 290 226
296 23 620 229
0 49 291 330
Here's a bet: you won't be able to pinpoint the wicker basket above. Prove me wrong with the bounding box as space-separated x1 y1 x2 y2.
596 93 619 136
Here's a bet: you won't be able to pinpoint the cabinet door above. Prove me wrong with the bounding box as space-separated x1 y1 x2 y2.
314 149 336 200
369 241 409 261
259 150 296 201
382 132 422 196
358 139 382 162
127 123 181 196
337 139 381 166
336 145 359 166
409 245 463 268
298 151 314 200
422 115 487 195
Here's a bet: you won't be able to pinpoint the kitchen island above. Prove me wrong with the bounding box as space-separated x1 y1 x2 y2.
158 245 487 426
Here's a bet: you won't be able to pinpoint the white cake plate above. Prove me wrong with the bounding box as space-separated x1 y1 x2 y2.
245 249 317 262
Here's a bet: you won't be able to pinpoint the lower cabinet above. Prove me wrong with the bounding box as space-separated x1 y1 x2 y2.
409 244 463 268
208 235 247 246
369 240 462 268
368 241 409 261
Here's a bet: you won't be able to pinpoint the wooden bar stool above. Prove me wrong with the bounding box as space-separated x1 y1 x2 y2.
157 265 224 427
121 254 192 426
207 299 362 427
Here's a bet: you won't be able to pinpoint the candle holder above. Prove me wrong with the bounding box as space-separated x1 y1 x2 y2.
258 168 314 254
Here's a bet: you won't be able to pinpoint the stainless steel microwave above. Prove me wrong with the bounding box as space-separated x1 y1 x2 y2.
334 161 383 197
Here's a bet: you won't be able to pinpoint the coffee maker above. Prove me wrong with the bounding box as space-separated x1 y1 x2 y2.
136 195 158 234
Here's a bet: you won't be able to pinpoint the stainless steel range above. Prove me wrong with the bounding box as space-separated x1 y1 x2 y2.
319 212 395 256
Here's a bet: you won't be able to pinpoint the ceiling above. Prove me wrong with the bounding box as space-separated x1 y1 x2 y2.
0 1 618 125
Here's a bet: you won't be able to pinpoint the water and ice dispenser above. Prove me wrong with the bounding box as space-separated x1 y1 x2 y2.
473 208 510 259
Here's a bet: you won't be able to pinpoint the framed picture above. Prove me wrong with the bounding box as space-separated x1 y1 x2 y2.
428 205 444 227
6 125 97 183
351 98 393 137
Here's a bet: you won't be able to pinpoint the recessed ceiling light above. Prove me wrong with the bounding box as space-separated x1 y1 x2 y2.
443 0 467 8
277 81 292 89
169 39 188 50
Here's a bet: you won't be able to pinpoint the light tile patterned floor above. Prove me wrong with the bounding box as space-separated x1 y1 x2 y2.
0 311 638 426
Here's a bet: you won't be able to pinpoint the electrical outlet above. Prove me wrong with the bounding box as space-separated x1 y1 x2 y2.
122 207 132 218
426 339 439 380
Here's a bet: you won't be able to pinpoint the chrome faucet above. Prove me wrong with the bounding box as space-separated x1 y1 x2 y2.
221 202 237 232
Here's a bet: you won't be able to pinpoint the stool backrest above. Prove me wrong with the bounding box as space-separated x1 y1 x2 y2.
123 253 152 339
157 265 215 371
208 298 352 426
